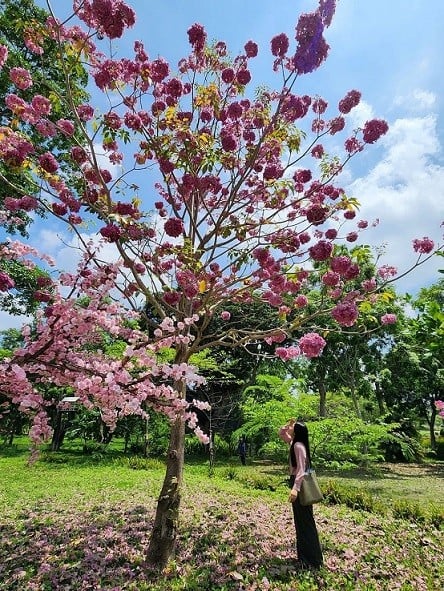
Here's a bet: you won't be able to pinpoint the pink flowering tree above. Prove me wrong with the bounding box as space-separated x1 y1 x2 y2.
0 0 441 567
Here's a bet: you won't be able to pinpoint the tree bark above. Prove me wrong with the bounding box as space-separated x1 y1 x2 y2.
318 381 327 417
146 384 186 569
429 405 437 451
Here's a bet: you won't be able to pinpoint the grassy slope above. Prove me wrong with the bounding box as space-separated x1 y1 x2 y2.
0 445 443 591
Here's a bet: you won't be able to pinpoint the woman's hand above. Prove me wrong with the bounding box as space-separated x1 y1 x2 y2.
289 489 298 503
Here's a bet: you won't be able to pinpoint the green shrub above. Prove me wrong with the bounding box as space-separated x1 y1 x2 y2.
322 478 443 527
392 499 427 523
239 473 278 491
257 440 287 462
116 456 165 471
82 441 107 458
222 467 238 480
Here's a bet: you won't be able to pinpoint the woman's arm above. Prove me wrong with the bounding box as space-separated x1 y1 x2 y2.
289 442 307 502
278 419 295 444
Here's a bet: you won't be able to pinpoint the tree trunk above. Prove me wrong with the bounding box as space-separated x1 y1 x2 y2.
51 409 64 451
146 383 186 569
318 381 327 417
374 381 385 416
429 405 437 450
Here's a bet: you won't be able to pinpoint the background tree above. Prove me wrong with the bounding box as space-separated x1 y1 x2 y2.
381 279 444 451
0 0 89 317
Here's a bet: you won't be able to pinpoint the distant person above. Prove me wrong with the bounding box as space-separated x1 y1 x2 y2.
279 419 323 570
237 435 247 465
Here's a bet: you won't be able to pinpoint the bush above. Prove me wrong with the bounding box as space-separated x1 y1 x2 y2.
82 441 107 458
239 473 278 491
116 456 165 471
391 499 427 523
322 479 444 527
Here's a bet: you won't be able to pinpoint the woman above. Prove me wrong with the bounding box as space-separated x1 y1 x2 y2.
279 419 323 569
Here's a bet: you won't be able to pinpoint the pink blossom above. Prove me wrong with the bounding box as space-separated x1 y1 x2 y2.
338 90 361 114
345 136 363 154
378 265 398 280
0 271 15 291
329 116 345 134
299 332 326 358
381 313 397 325
275 346 300 360
345 211 357 222
176 270 199 298
56 119 75 136
294 13 330 74
187 23 207 53
5 93 27 115
164 217 184 238
293 169 312 183
99 223 122 242
325 228 337 239
38 152 59 173
236 69 251 85
10 67 33 90
362 119 389 144
322 270 340 287
244 40 258 58
309 240 333 261
294 295 308 308
35 119 57 137
71 146 88 164
271 33 289 57
332 301 359 327
330 255 351 275
312 98 327 114
346 231 358 242
221 132 238 152
194 426 210 444
31 95 52 116
362 278 376 292
24 33 44 55
412 237 435 254
75 0 136 39
311 144 324 158
77 104 94 121
220 311 231 321
0 44 8 67
163 291 181 306
221 68 235 83
150 58 170 82
264 331 286 345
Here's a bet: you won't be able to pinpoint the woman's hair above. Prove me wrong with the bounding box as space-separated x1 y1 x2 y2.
290 421 312 468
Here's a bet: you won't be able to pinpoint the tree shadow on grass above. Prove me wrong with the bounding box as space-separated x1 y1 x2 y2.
0 499 320 591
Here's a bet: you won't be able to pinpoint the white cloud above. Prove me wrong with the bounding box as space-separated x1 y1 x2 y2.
348 100 375 129
393 89 436 112
348 112 443 294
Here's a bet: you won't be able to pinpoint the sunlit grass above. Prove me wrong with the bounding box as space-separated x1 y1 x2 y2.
1 440 443 590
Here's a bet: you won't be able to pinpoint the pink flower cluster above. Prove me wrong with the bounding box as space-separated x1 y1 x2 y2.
412 237 435 254
0 271 15 291
331 301 359 327
299 333 326 357
74 0 136 39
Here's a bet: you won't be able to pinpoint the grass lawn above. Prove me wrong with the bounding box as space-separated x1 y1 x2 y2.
0 441 443 590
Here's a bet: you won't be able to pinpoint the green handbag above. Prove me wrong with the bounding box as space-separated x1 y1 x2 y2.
299 469 323 506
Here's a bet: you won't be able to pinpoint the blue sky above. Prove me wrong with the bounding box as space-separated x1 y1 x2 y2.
2 0 444 329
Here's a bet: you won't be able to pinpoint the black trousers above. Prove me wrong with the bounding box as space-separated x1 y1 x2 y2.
289 476 323 568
